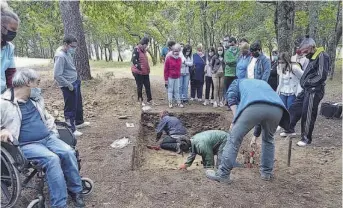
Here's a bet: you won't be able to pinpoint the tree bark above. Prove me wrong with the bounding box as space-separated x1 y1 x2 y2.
328 1 342 80
59 0 92 80
94 43 100 61
115 37 123 62
276 1 295 55
308 2 319 41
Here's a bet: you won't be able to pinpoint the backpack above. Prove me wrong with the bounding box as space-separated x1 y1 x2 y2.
320 102 342 119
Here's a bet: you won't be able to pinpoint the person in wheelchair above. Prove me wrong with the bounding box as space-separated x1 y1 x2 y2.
0 68 85 208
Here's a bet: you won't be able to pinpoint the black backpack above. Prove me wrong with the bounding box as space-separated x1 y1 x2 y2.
320 102 342 119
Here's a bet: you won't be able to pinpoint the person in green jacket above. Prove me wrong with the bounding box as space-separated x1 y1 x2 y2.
179 130 228 169
224 37 240 105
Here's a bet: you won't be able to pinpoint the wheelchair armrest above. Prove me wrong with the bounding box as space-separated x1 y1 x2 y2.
1 142 28 172
55 121 70 128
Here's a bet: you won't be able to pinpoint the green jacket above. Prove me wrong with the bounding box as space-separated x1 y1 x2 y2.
224 46 240 77
184 130 228 168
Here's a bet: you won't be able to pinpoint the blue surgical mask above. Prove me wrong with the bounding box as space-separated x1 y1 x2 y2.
68 47 76 55
30 87 42 98
273 56 278 62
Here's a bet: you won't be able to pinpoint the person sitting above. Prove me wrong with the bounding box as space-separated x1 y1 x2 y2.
148 111 187 153
206 79 289 183
0 68 85 208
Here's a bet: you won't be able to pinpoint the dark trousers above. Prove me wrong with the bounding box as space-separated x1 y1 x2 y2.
61 80 84 132
132 73 152 102
205 76 214 100
288 87 324 142
160 136 178 152
190 80 204 99
224 76 236 98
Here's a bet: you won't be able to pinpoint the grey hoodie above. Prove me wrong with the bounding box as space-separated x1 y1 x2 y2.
53 49 78 88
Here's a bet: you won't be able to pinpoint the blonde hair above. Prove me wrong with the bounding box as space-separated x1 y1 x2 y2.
240 42 250 51
197 43 203 51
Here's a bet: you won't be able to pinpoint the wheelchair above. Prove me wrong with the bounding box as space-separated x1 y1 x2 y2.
1 122 94 208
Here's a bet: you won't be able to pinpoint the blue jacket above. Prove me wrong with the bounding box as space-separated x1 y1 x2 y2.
226 79 290 129
236 54 250 79
248 54 271 81
192 53 206 82
156 116 187 136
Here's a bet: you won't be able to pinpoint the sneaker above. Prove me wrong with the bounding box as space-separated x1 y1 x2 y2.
213 101 218 108
190 98 194 101
176 143 181 154
210 100 214 104
280 130 296 137
203 100 209 106
219 102 224 107
168 102 173 108
76 122 90 129
141 102 146 107
70 192 85 208
147 100 157 106
198 99 203 102
205 170 232 184
73 130 83 137
260 172 273 181
276 126 282 132
178 103 184 108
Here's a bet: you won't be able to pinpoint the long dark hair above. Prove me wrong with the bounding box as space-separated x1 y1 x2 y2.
216 45 224 58
279 52 293 74
182 44 192 58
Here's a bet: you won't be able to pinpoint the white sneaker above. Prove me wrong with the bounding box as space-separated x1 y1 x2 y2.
213 101 218 108
276 126 282 132
178 103 184 108
169 102 173 108
297 140 307 147
141 102 146 107
190 98 194 101
76 122 90 129
203 100 209 106
73 130 83 137
210 100 214 104
219 102 224 107
197 98 203 102
280 131 296 137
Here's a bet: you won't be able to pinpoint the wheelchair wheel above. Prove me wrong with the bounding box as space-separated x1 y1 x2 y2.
81 177 94 196
1 147 21 208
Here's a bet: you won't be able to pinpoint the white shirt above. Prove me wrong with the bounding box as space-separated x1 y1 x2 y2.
247 57 257 79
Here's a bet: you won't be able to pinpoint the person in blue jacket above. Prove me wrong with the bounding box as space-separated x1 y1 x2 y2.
206 79 290 183
190 44 206 101
235 42 251 79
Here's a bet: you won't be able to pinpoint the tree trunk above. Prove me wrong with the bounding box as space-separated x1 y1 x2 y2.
115 38 123 62
147 49 157 66
59 0 91 80
108 41 113 61
277 1 295 55
99 45 103 60
104 44 109 62
328 1 342 80
201 1 208 51
94 43 100 61
308 2 319 41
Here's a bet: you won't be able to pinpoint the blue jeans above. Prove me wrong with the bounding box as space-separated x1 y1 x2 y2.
168 78 181 103
20 134 82 208
179 74 190 101
217 104 283 178
280 94 296 109
61 80 84 132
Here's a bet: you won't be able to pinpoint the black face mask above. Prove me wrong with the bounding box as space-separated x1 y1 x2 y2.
252 51 260 58
2 30 17 42
305 52 314 59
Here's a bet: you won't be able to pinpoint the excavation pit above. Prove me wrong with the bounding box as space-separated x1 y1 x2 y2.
132 108 258 171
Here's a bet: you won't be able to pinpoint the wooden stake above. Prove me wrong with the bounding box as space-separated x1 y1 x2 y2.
287 137 292 167
131 145 136 171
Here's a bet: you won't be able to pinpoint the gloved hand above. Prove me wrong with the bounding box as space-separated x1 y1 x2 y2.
68 84 74 91
179 163 187 170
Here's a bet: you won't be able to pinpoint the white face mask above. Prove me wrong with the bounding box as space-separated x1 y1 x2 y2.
209 52 214 56
30 87 42 98
218 51 223 55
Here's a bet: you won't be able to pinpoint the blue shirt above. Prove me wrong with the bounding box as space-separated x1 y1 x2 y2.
193 53 206 81
18 100 50 144
156 116 187 136
226 79 290 130
236 54 250 79
1 43 15 93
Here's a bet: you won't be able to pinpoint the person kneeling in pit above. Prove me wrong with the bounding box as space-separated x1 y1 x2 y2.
147 110 187 153
179 130 241 169
206 79 290 183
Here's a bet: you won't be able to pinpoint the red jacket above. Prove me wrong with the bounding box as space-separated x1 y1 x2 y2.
131 45 150 75
164 56 182 81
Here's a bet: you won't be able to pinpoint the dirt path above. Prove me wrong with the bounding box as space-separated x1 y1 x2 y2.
17 67 342 208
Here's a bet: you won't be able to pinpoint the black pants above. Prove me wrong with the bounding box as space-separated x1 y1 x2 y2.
288 87 324 142
160 136 178 152
61 80 84 132
205 76 214 100
224 76 236 97
190 80 204 99
132 73 152 102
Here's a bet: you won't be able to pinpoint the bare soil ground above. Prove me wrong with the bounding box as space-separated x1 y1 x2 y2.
16 63 342 208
